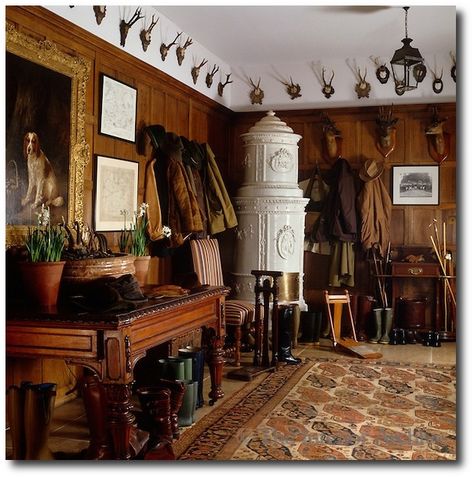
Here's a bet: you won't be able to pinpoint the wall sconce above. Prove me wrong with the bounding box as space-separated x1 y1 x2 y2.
390 6 426 95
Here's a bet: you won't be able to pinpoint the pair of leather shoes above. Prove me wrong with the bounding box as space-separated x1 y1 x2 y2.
423 331 441 347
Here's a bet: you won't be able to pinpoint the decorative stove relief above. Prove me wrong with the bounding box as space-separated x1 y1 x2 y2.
268 148 294 172
276 225 296 259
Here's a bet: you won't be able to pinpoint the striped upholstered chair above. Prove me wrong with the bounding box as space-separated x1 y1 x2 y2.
190 238 255 366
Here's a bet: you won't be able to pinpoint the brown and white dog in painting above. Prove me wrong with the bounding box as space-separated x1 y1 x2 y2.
21 132 64 208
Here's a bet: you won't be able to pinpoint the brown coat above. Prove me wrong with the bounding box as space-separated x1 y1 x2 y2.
357 177 392 256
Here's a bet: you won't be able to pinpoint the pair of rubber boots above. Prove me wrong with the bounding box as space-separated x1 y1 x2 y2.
369 308 393 344
7 382 56 460
278 305 302 365
157 354 200 426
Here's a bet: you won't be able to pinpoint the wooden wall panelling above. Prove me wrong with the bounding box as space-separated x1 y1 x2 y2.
5 6 234 397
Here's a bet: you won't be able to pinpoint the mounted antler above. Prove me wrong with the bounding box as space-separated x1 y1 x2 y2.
450 52 456 83
139 15 159 52
120 7 144 47
370 55 390 84
191 58 208 85
176 36 193 66
160 32 182 61
218 73 233 97
321 68 335 99
425 106 450 163
206 64 219 88
432 68 444 94
93 6 107 25
355 67 371 98
376 105 398 157
281 77 302 100
249 77 264 105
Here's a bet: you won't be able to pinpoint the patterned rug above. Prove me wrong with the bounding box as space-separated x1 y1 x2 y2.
174 358 456 461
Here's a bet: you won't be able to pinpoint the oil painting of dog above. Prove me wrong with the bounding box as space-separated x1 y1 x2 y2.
21 132 64 209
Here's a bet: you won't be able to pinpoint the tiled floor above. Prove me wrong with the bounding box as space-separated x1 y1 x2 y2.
5 339 456 459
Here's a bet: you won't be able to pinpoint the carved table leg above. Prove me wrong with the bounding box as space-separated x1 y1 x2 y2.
104 383 136 460
204 330 224 405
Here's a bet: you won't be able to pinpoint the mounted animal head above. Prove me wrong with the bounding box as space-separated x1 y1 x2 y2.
450 52 456 83
321 113 342 159
376 105 398 157
355 67 371 98
206 64 219 88
139 15 158 52
218 73 233 97
119 7 144 47
425 106 448 157
93 6 107 25
321 68 335 99
191 58 208 85
249 77 264 105
160 32 182 61
176 36 193 66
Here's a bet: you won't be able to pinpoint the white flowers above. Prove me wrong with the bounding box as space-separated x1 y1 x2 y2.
137 202 149 219
36 204 50 227
162 225 172 238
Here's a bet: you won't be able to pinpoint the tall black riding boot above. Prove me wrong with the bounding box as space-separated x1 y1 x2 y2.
278 305 301 365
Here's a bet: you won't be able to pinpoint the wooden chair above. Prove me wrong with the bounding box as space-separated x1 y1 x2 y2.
190 238 255 366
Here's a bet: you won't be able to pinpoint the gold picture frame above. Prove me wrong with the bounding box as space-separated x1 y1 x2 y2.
5 23 91 246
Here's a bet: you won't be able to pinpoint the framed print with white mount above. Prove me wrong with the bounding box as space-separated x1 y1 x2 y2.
99 73 137 143
391 165 439 206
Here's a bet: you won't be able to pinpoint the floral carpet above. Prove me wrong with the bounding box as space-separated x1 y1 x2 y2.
174 358 456 461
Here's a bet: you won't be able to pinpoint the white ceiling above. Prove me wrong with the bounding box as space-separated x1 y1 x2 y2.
157 5 456 67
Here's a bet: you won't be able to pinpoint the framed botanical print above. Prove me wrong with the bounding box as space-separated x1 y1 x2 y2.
94 155 138 231
99 73 137 143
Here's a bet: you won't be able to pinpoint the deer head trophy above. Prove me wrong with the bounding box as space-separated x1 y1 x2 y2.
218 73 233 97
450 52 456 83
119 7 144 47
370 56 390 84
321 113 342 161
191 58 208 85
425 106 450 163
206 64 219 88
281 77 302 100
93 6 107 25
321 68 335 99
160 32 182 61
355 67 371 98
249 77 264 105
176 36 193 66
376 105 398 158
139 15 158 52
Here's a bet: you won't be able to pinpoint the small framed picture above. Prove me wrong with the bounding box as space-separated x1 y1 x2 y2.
99 74 137 143
94 155 138 231
391 165 440 205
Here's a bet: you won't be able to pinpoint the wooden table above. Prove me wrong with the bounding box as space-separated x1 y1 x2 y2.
6 285 229 459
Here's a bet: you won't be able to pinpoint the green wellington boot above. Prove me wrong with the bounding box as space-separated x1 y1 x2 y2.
379 308 394 344
368 308 383 343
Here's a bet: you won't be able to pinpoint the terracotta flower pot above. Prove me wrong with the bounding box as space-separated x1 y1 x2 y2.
19 261 66 308
134 255 151 286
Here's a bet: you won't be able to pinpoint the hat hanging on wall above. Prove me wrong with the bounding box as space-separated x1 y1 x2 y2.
359 159 385 182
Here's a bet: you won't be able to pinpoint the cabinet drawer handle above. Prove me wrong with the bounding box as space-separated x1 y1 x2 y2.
408 267 422 275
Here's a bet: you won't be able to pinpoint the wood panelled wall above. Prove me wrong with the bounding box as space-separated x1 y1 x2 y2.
229 105 456 300
5 6 235 402
6 7 457 399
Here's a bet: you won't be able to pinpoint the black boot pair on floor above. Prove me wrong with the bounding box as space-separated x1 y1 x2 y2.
422 331 441 347
389 328 417 345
